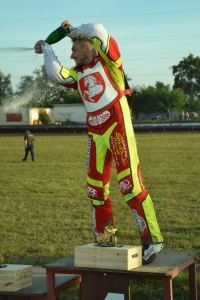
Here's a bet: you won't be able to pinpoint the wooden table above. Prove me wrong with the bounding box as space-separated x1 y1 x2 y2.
44 250 197 300
0 266 80 300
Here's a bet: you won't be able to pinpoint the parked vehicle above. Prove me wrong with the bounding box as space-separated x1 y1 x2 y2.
189 112 199 118
147 114 161 120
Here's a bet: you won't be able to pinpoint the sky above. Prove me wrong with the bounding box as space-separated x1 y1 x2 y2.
0 0 200 91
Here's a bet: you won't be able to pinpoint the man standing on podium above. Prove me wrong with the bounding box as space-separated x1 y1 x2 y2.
34 20 164 264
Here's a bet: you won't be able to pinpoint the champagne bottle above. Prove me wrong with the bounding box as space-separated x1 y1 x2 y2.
45 26 67 45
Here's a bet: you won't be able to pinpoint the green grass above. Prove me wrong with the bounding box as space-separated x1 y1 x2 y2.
0 132 199 299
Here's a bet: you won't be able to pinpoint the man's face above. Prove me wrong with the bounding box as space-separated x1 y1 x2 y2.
71 41 88 67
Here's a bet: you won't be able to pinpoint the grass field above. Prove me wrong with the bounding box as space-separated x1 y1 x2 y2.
0 132 199 299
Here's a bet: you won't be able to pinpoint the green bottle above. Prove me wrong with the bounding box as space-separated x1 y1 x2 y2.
45 26 67 45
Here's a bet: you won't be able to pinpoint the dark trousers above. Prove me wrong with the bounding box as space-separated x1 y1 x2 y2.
23 145 34 161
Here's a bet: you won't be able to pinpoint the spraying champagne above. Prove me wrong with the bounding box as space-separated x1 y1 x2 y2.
0 47 33 52
0 26 69 52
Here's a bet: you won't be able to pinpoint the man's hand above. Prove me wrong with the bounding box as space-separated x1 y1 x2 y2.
34 40 45 54
61 20 72 33
61 20 78 36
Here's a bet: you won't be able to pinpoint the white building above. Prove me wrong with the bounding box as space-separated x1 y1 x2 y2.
52 104 87 124
0 106 52 125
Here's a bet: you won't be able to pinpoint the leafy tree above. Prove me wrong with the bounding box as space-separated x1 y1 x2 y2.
27 65 81 107
16 75 35 95
15 75 36 107
39 109 51 124
184 93 200 112
15 66 66 107
155 82 185 111
172 54 200 97
63 89 82 104
33 66 53 107
168 88 186 110
33 65 82 106
0 71 13 105
133 82 186 119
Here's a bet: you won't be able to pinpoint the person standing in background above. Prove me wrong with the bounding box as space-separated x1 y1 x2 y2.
22 130 35 162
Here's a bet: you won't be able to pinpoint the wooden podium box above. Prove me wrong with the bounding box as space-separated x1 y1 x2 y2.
0 264 32 292
74 243 142 270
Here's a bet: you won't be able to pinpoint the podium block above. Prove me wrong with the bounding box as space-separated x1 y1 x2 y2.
75 243 142 270
0 264 32 291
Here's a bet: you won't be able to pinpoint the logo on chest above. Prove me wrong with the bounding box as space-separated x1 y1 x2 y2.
79 72 105 103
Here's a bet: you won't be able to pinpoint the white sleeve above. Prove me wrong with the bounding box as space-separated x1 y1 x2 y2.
41 43 73 84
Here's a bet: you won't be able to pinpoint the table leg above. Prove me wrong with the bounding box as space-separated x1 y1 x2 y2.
189 261 197 300
80 271 130 300
46 270 55 300
163 277 173 300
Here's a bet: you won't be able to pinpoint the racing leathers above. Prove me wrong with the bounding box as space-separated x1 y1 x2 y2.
41 23 163 245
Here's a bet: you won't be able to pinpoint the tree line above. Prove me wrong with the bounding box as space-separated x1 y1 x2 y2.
0 54 199 118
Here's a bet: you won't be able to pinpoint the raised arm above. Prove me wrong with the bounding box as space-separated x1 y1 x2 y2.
34 40 78 88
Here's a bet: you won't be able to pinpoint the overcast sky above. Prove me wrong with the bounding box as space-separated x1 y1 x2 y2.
0 0 199 91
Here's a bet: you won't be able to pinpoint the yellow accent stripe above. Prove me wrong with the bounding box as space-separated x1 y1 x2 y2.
91 199 104 206
105 35 111 54
87 176 103 188
60 67 77 81
142 194 163 242
117 168 131 181
89 122 117 174
103 182 110 200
